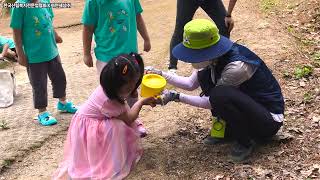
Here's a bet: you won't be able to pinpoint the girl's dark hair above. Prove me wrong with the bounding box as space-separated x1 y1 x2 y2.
100 52 144 104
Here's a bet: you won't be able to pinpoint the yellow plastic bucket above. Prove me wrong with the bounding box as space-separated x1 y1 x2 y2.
140 74 167 97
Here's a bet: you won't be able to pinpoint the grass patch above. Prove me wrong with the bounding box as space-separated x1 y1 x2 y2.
282 71 292 79
303 91 313 104
2 158 14 169
312 51 320 67
312 51 320 61
300 38 316 46
260 0 279 12
294 65 313 79
0 120 10 130
286 4 296 10
287 25 295 34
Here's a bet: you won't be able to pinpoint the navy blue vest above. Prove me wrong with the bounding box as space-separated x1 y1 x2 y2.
197 43 285 114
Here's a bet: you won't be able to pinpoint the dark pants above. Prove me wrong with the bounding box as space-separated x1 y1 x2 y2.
169 0 230 69
209 86 282 146
27 55 66 109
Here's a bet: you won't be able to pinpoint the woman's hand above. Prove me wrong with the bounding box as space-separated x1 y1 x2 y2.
158 90 180 105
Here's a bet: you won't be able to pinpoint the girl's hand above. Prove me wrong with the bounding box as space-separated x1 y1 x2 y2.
144 39 151 52
83 54 93 67
144 66 162 75
17 53 27 67
142 97 157 107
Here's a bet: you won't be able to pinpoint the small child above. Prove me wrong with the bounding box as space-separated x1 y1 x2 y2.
53 53 156 179
0 35 17 62
81 0 151 136
82 0 151 73
10 0 77 126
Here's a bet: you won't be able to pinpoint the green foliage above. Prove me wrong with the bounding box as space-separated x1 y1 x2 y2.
282 71 292 79
260 0 279 11
312 51 320 61
312 51 320 67
300 39 315 46
0 120 10 130
287 25 294 34
294 65 313 79
3 158 14 168
303 92 313 103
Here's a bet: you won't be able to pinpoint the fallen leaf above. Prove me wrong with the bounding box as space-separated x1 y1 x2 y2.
288 127 303 135
275 131 295 143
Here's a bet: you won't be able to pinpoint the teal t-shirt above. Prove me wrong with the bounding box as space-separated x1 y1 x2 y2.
10 0 58 63
82 0 143 62
0 36 15 52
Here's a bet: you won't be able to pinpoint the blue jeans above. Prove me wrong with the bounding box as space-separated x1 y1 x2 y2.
169 0 230 69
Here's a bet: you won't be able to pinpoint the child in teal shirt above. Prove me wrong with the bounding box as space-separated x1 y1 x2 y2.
82 0 151 137
0 35 17 61
10 0 77 126
82 0 151 72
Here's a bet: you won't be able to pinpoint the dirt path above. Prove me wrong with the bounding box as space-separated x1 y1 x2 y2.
0 0 319 179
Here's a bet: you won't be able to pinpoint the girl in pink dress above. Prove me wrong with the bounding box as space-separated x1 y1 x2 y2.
53 53 156 180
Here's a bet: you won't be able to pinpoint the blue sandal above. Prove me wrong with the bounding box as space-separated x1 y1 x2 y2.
57 101 78 114
38 112 57 126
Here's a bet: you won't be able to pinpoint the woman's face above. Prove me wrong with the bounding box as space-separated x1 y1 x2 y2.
118 75 139 100
191 60 214 69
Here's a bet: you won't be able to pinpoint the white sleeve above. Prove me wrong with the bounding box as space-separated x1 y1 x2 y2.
217 61 257 87
179 93 212 109
162 70 200 91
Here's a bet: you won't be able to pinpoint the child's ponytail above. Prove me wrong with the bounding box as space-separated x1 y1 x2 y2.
129 53 144 92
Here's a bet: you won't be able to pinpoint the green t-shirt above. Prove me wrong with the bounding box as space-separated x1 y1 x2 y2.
10 0 58 63
82 0 143 62
0 36 15 52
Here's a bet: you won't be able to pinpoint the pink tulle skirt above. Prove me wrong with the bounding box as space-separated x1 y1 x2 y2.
53 113 142 180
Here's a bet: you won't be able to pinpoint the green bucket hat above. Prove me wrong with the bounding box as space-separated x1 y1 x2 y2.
172 19 234 63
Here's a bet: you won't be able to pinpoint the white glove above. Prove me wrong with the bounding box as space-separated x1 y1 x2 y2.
158 90 180 105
